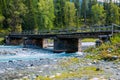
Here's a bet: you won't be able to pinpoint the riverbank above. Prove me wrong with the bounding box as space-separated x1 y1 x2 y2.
84 34 120 61
0 57 120 80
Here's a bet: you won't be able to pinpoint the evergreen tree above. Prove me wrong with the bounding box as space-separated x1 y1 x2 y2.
73 0 81 27
0 0 5 28
88 0 97 25
81 0 87 24
105 1 120 25
108 2 120 24
54 0 66 28
91 4 106 25
38 0 55 30
64 1 76 27
22 0 38 31
7 0 27 33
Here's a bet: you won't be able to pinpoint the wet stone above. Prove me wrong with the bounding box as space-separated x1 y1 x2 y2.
8 60 13 63
96 68 100 71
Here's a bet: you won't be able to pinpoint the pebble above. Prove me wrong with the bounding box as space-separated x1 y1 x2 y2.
90 77 107 80
49 75 55 78
38 71 43 73
96 68 100 71
43 65 49 67
106 67 110 69
8 60 13 63
18 74 23 76
6 68 14 71
30 64 34 66
23 76 28 79
56 73 61 76
0 70 5 74
88 63 92 65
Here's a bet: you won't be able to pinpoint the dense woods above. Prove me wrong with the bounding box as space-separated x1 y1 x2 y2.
0 0 120 33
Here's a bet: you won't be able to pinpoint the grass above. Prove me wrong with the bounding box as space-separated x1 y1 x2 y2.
59 57 80 67
84 34 120 61
34 66 103 80
82 38 97 42
53 66 103 80
85 44 120 61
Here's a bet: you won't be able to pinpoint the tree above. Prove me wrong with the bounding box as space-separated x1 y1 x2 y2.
105 1 120 25
54 0 66 28
38 0 55 30
81 0 87 24
0 0 5 28
6 0 27 33
109 3 120 25
64 1 76 27
0 0 10 29
88 0 97 24
91 4 106 25
22 0 38 31
73 0 81 27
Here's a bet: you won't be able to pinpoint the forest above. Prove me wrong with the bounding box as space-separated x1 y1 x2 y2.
0 0 120 34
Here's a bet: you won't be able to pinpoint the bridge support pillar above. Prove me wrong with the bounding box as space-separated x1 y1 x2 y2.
5 36 23 45
35 39 48 48
24 38 48 48
96 35 111 47
54 38 81 53
99 35 111 42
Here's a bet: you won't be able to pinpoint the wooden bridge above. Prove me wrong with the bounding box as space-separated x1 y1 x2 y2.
6 24 120 53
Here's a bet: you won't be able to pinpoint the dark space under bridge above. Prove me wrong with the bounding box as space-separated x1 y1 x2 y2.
5 24 120 53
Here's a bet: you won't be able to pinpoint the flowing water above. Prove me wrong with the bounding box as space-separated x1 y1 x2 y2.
0 42 95 62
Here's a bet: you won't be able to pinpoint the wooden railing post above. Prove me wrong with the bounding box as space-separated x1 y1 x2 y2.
112 23 114 36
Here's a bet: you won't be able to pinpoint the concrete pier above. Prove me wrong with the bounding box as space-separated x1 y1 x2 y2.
5 37 23 45
54 38 81 53
24 38 48 48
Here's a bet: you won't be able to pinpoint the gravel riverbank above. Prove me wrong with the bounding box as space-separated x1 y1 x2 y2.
0 57 120 80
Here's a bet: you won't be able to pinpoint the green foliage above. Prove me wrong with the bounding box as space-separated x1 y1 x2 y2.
2 0 27 32
91 4 106 25
84 35 120 61
54 0 66 28
38 0 55 30
109 3 120 25
0 0 120 34
0 38 4 45
0 15 5 23
64 1 76 27
82 38 97 42
105 1 120 25
35 76 51 80
111 34 120 44
50 66 102 80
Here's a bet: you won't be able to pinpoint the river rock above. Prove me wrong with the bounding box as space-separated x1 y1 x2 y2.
90 77 107 80
8 60 13 63
96 67 100 71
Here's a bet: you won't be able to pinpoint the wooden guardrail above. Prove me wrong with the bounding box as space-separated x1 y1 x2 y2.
10 24 120 35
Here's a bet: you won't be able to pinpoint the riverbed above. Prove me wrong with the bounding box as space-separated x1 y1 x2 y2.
0 42 120 80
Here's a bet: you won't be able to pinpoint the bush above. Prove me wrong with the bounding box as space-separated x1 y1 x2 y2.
84 34 120 61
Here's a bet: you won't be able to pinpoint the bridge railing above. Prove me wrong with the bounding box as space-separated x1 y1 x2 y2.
10 24 120 35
